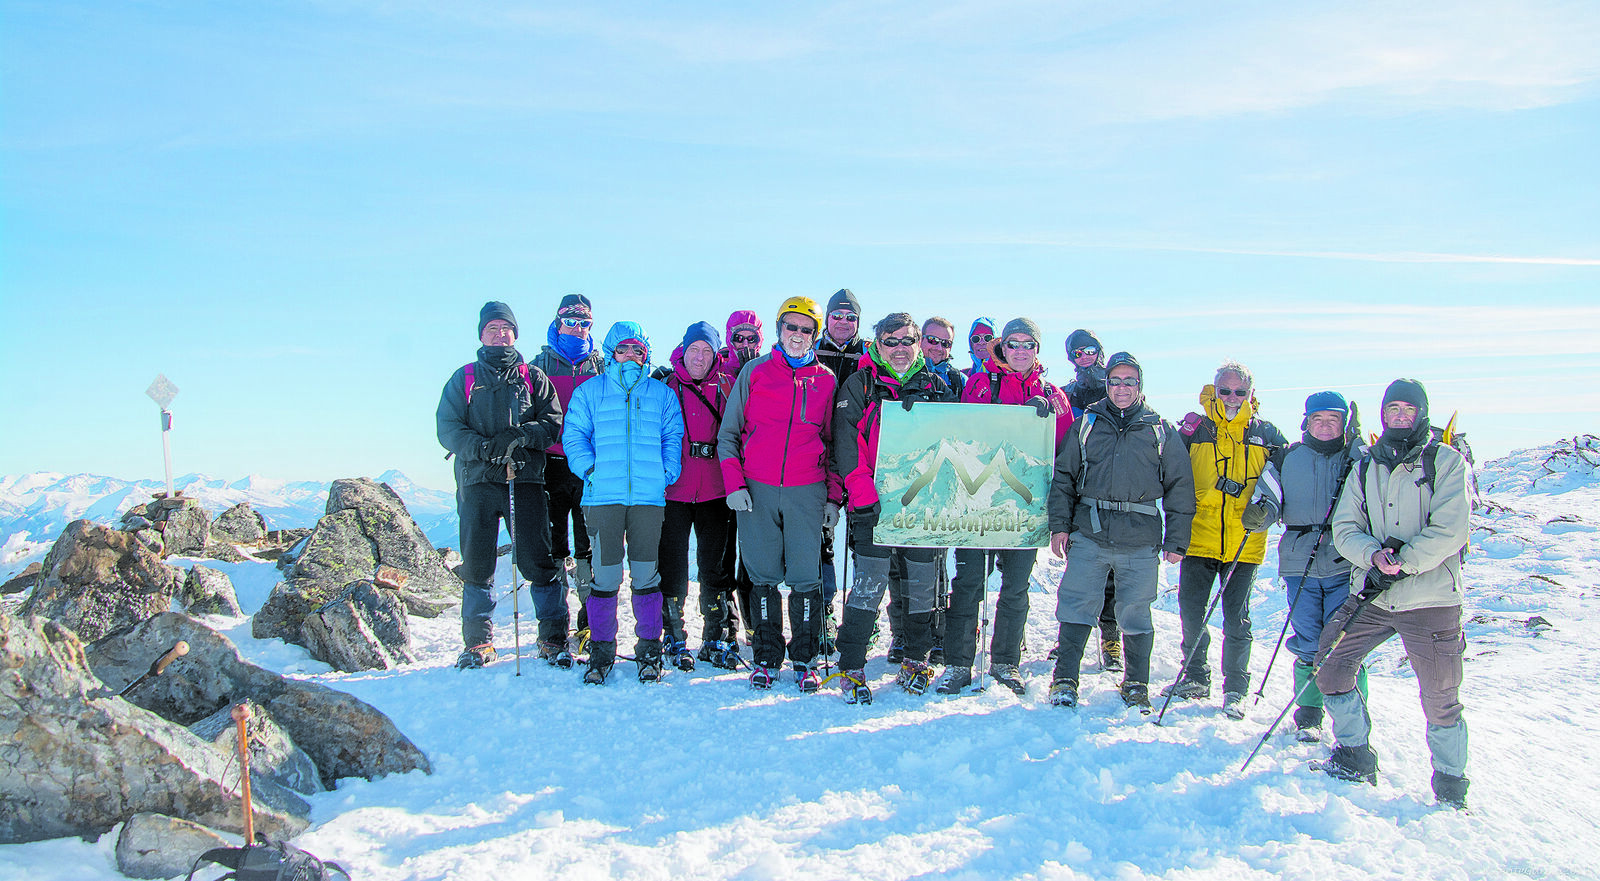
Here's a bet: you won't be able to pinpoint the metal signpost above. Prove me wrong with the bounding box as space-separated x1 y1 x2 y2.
145 374 179 498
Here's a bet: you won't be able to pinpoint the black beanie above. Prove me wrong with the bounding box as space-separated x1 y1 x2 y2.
1382 378 1429 423
478 301 518 338
827 288 861 316
556 294 593 318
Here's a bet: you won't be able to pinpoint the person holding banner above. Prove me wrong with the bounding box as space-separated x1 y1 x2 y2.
830 313 961 703
1046 352 1195 710
717 296 844 692
935 317 1073 696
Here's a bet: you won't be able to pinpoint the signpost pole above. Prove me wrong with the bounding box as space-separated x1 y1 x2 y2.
145 374 180 497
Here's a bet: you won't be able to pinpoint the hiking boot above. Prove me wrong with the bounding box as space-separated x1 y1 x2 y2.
886 638 906 665
928 642 945 665
1223 692 1247 721
1432 771 1469 810
749 664 776 690
1048 678 1079 708
1101 638 1124 673
1119 681 1152 713
636 639 664 683
1315 744 1379 785
536 639 574 669
584 640 616 685
1160 678 1210 701
699 640 742 670
795 661 822 694
1293 706 1324 743
455 644 497 669
839 669 872 705
989 663 1026 696
665 638 695 672
896 660 934 695
934 666 973 695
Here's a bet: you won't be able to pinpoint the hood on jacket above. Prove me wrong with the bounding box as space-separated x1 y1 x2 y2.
1066 329 1105 366
602 320 652 364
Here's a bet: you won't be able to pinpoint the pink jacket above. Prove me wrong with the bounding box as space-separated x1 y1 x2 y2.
661 346 735 503
963 356 1075 449
716 351 843 503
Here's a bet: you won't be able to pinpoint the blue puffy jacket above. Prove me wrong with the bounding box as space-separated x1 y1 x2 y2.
562 321 685 506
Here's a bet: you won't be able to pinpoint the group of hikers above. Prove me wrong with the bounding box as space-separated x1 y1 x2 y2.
436 290 1472 809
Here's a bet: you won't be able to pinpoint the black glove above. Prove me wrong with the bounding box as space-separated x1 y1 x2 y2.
1358 537 1407 599
902 396 916 411
519 423 548 449
1023 395 1052 418
848 502 882 530
486 429 527 464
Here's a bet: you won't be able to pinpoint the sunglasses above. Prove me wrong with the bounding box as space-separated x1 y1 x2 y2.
829 311 858 322
969 333 994 344
1216 387 1250 398
922 336 953 349
1072 346 1099 359
781 321 816 336
1106 376 1141 388
560 317 593 329
730 332 759 345
878 336 918 349
1004 339 1039 351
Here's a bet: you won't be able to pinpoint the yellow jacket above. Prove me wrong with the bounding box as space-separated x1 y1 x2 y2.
1185 394 1287 563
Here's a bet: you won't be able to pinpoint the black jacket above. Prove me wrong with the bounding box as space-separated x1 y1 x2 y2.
1047 398 1195 554
436 347 563 487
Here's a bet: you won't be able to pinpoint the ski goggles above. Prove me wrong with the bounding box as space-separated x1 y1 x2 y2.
730 332 760 345
560 317 593 329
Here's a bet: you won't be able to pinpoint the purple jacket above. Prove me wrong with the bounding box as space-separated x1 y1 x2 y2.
661 345 735 503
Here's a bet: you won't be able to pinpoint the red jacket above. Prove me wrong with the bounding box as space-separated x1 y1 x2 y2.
716 351 843 503
659 346 735 503
963 357 1075 449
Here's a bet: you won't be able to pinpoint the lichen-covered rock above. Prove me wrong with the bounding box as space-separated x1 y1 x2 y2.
89 612 432 789
182 565 243 617
300 579 417 672
19 520 185 641
0 612 308 845
161 500 212 557
115 813 233 880
212 502 267 544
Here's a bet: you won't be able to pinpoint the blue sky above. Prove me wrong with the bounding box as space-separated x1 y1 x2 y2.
3 1 1597 491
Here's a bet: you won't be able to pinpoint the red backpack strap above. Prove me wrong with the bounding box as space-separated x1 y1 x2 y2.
463 364 476 404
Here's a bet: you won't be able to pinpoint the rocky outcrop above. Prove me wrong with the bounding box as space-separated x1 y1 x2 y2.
1 562 40 595
115 813 233 880
160 499 212 557
211 502 267 544
89 612 432 789
254 478 458 650
18 520 186 642
0 613 308 845
182 565 243 617
300 579 417 672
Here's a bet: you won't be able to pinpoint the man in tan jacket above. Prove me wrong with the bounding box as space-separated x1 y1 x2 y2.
1318 378 1472 809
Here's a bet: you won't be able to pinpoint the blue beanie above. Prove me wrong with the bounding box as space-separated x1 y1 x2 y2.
680 320 722 353
1304 391 1348 418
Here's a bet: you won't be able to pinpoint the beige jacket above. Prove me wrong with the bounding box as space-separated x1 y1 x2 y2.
1331 440 1470 612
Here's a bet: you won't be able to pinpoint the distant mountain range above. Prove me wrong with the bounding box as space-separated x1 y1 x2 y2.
0 470 460 552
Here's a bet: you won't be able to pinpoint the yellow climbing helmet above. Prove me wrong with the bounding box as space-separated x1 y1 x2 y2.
776 295 823 332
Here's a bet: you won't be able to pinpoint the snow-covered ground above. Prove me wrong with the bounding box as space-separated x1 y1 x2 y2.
4 439 1598 880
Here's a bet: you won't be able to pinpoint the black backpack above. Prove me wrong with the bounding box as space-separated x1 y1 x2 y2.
186 836 352 881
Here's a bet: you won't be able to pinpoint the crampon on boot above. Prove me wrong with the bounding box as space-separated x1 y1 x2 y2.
456 644 497 669
896 660 934 695
836 668 872 705
749 664 776 690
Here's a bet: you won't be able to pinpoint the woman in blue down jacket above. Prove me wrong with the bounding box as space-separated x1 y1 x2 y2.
563 321 685 685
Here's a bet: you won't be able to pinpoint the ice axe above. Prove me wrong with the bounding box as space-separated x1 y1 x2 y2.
117 640 189 698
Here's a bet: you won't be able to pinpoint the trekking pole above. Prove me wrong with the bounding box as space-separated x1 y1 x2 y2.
974 550 995 691
1154 533 1250 726
1241 579 1384 772
1249 454 1357 704
117 640 189 697
507 459 522 677
232 703 255 844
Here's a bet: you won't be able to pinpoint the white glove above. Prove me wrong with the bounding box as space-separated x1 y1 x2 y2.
725 489 753 512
